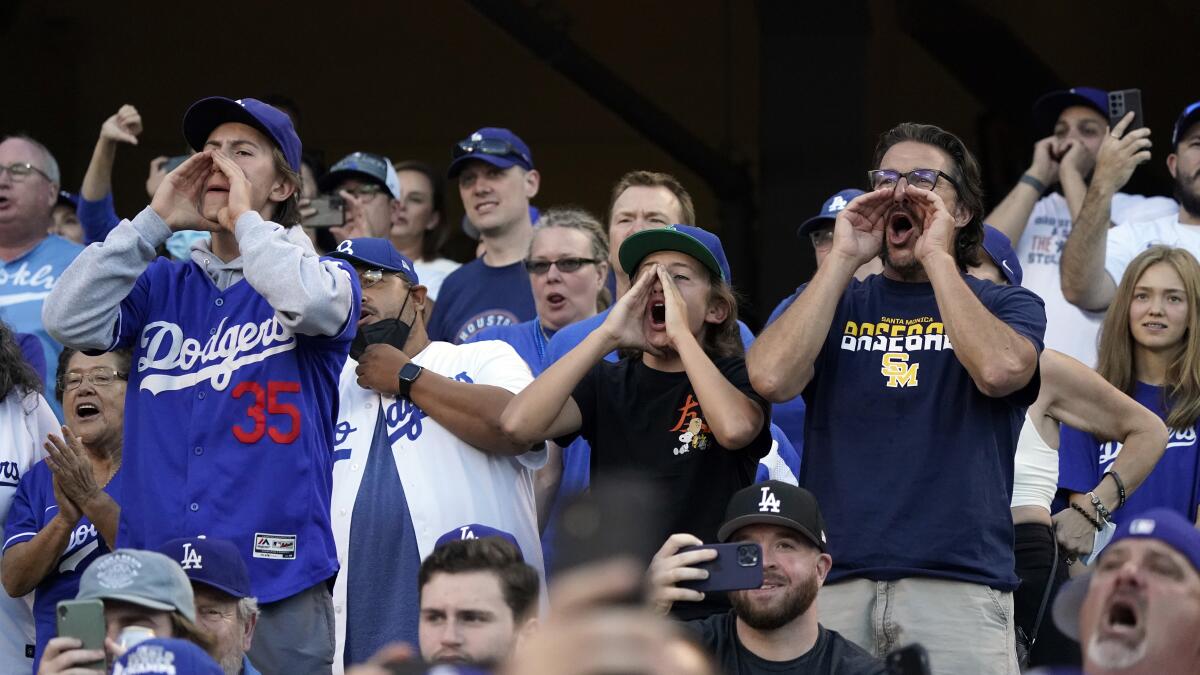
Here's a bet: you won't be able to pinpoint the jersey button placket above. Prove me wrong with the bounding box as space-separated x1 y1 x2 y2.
189 502 199 512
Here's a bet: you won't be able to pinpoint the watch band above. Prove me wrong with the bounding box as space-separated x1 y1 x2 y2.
1020 174 1047 195
398 363 423 399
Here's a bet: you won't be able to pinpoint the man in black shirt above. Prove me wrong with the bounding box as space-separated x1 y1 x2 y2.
650 481 887 675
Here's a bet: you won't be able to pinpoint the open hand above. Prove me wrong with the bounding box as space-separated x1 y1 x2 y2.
647 533 717 615
600 267 662 355
655 265 693 350
149 151 222 232
1092 112 1152 193
906 185 958 265
100 104 142 146
44 426 101 511
209 151 254 232
831 187 890 267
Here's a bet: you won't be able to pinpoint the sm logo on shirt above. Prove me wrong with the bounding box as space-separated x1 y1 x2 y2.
881 353 919 388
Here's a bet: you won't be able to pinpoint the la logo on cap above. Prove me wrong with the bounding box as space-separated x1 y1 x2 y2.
470 132 483 142
758 486 782 513
336 240 355 255
458 526 478 540
828 196 848 212
1130 519 1157 535
180 543 203 570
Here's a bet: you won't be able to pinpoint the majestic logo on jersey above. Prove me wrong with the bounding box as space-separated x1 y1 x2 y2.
0 460 22 488
136 317 297 394
669 394 711 456
179 543 203 570
253 533 296 560
758 486 782 513
881 352 920 388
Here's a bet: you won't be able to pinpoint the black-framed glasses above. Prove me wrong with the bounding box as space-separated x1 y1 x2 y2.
867 168 960 193
0 162 52 183
524 257 600 275
61 368 128 391
342 184 386 200
454 138 532 166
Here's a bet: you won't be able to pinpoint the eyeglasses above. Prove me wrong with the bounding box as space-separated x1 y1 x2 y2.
61 368 128 391
809 228 834 250
342 184 387 200
454 138 532 166
867 168 960 193
524 257 600 275
0 162 52 183
359 268 408 289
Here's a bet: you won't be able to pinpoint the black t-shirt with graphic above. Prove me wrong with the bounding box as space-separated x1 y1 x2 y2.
557 355 772 547
688 612 888 675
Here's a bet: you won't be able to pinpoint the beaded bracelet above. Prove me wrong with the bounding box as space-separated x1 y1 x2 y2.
1105 471 1127 508
1071 502 1104 531
1088 491 1113 524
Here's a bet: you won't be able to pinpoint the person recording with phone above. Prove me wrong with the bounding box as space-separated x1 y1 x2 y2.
984 87 1177 366
1061 99 1200 312
650 481 885 675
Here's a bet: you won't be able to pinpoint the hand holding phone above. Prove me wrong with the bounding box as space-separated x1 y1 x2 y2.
55 599 107 672
677 542 763 593
1108 89 1144 133
305 195 345 228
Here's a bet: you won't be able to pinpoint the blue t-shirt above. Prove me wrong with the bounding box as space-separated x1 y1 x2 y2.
427 259 535 344
77 193 120 245
802 274 1046 590
0 235 84 414
1058 382 1200 523
467 318 552 376
3 461 122 670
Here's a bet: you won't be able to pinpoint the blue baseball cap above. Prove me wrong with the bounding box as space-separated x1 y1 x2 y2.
1172 100 1200 147
980 225 1023 286
319 151 402 199
112 638 223 675
329 238 419 285
158 537 252 599
797 189 864 237
1032 86 1109 137
182 96 302 173
56 190 79 210
435 524 522 556
448 127 534 178
1052 508 1200 640
619 224 730 283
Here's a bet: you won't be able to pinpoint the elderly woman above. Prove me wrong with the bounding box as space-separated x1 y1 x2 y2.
2 347 129 670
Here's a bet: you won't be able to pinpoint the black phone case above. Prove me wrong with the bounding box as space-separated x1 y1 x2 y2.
677 543 764 593
1108 89 1143 132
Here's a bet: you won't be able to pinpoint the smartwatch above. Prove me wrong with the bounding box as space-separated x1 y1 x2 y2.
398 363 424 399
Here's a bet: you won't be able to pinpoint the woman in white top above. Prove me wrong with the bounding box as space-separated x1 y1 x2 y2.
970 226 1168 668
390 160 461 302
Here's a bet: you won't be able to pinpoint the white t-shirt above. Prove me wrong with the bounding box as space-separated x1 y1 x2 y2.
0 390 57 670
1106 214 1200 286
413 258 462 302
330 340 544 673
1015 192 1178 366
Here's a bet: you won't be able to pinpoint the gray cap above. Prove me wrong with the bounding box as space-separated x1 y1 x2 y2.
77 549 196 623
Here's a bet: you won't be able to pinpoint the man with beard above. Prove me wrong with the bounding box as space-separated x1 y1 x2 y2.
1045 508 1200 674
747 123 1046 674
986 87 1176 366
650 481 885 674
325 238 544 672
1061 99 1200 311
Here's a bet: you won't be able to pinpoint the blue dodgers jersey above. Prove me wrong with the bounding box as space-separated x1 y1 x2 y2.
3 462 121 669
802 274 1045 590
0 235 84 409
1058 382 1200 523
111 257 359 603
427 259 535 344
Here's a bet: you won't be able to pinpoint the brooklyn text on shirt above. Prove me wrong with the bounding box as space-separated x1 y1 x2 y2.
136 317 296 394
1098 426 1198 468
0 262 59 306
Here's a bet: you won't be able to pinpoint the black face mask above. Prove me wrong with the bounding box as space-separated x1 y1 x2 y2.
350 291 412 360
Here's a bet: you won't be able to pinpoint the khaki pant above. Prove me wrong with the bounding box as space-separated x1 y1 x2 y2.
819 577 1018 675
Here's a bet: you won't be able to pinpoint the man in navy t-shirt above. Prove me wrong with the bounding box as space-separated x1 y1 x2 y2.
748 123 1047 675
427 128 540 344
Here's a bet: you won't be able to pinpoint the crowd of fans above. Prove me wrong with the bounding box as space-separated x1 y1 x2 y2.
0 86 1197 675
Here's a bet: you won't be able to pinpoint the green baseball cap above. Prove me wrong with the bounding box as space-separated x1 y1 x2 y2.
618 224 727 282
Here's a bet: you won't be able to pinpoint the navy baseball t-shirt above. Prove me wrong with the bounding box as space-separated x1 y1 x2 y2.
802 274 1045 591
426 259 536 344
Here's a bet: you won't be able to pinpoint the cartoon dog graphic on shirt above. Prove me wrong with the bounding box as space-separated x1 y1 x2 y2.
675 417 710 455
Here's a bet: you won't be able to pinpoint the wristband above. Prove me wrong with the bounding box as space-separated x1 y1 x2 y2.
1106 471 1127 508
1020 174 1047 195
1087 491 1113 524
1070 502 1104 531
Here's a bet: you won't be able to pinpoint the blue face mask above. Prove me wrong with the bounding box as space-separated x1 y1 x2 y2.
165 230 211 260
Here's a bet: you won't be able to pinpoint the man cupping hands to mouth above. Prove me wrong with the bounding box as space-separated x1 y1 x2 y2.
749 124 1047 673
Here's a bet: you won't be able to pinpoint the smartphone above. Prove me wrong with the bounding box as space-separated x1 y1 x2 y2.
552 474 665 603
1108 89 1143 132
162 154 189 174
886 643 931 675
56 599 106 672
305 195 345 228
677 542 764 593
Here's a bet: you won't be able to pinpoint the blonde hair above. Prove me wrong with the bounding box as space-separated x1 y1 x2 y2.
532 207 612 311
1097 245 1200 429
267 147 303 226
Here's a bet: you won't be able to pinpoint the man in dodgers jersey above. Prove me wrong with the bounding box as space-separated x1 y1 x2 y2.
43 96 360 674
325 238 544 672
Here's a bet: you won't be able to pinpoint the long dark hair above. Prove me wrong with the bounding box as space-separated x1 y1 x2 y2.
393 160 449 262
0 321 42 400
